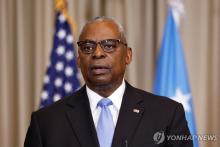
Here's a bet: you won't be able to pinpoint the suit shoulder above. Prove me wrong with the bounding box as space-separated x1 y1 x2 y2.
33 87 84 117
131 86 182 108
130 86 185 123
32 96 69 120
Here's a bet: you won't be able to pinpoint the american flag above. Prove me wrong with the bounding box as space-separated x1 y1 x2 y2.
40 11 80 108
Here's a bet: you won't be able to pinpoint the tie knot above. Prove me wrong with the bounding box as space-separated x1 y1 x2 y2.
97 98 113 108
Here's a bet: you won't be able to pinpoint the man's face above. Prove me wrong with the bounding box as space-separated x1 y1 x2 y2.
77 21 132 89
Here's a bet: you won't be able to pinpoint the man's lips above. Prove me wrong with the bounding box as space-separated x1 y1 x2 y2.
90 65 111 75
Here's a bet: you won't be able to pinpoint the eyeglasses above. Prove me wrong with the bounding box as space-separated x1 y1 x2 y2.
77 39 127 54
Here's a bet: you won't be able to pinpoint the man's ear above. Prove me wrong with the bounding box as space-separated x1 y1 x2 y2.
125 47 132 65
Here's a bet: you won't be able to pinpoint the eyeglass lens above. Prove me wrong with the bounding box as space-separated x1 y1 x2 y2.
78 39 120 54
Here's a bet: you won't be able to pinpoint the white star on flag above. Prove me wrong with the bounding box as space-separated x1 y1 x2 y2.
41 91 48 100
57 29 66 40
56 45 65 55
43 75 50 84
54 78 62 87
53 93 61 102
55 62 64 71
171 88 191 112
64 82 72 93
58 14 66 23
65 51 74 61
66 34 74 44
65 66 73 77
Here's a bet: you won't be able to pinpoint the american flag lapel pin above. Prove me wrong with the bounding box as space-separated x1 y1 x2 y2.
133 108 140 113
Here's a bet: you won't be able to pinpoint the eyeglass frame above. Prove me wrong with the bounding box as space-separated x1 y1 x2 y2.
77 39 127 54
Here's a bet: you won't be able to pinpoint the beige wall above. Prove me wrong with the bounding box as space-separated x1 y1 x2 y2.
0 0 219 147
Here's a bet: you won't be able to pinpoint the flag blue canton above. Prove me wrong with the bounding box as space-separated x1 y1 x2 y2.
153 7 199 147
40 12 80 108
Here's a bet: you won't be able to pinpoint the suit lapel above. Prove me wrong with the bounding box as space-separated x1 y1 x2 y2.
65 86 99 147
112 82 145 147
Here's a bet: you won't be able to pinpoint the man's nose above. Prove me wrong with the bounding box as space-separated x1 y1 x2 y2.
92 43 106 58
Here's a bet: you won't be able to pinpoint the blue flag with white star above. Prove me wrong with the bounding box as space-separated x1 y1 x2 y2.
39 9 80 108
153 7 199 147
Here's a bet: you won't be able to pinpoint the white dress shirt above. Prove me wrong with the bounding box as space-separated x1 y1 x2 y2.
86 80 125 127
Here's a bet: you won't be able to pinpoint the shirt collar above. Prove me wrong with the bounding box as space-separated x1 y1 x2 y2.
86 80 126 112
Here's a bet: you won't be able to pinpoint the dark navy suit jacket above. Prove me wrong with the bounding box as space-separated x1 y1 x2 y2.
24 82 193 147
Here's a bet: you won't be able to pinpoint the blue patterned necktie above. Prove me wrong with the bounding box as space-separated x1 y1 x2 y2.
96 98 115 147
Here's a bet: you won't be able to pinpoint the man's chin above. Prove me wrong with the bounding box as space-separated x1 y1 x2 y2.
91 79 110 86
88 77 112 87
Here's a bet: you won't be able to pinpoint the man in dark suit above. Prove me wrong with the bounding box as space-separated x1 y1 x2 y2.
24 16 193 147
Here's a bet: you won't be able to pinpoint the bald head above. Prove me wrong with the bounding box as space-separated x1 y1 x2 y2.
79 16 127 43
